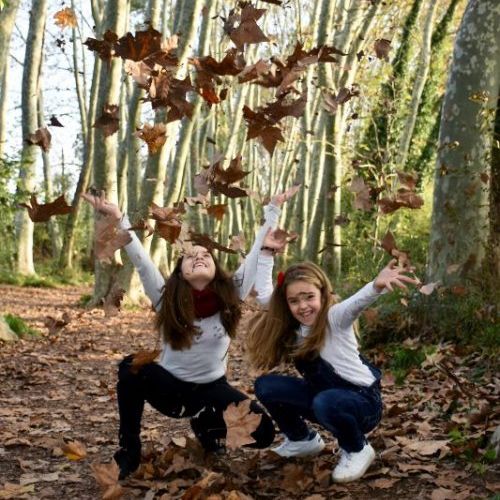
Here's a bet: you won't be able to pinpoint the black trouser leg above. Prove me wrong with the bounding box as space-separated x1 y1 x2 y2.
189 378 275 450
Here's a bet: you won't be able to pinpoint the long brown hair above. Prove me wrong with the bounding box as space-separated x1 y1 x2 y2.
247 262 336 370
155 252 242 350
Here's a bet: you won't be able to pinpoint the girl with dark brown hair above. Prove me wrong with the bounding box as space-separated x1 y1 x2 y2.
83 190 295 479
247 259 418 483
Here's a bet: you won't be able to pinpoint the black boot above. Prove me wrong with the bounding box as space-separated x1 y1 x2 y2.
114 434 141 480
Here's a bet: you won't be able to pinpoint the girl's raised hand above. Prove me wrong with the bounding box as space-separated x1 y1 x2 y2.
374 259 420 293
81 191 122 219
271 185 300 207
262 228 289 254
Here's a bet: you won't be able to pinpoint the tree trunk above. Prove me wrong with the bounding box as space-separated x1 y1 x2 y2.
91 0 128 304
38 91 61 258
0 0 21 158
16 0 48 275
397 0 439 167
427 0 500 287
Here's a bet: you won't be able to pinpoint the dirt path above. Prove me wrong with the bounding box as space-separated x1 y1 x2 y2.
0 285 498 499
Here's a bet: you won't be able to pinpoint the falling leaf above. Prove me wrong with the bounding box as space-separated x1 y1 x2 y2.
84 30 119 61
103 284 125 317
93 104 119 137
243 105 285 156
130 350 161 374
223 400 262 449
61 440 87 461
374 38 391 61
94 215 132 263
188 232 237 254
48 115 64 127
26 127 51 152
238 59 271 83
114 25 163 61
54 7 77 29
206 204 228 221
226 3 269 50
128 219 155 237
19 194 72 222
155 221 182 244
135 123 167 154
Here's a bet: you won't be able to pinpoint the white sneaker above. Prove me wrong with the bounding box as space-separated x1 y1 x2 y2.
272 432 325 458
332 443 375 482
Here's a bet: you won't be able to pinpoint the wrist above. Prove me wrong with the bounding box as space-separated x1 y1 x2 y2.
261 246 276 256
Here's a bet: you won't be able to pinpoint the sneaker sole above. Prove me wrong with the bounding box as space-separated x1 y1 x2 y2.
332 450 375 483
273 440 326 458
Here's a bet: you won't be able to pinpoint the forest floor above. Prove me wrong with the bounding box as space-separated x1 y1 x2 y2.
0 284 498 500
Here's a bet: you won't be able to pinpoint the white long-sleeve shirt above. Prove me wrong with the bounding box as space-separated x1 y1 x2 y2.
254 256 384 387
119 203 281 383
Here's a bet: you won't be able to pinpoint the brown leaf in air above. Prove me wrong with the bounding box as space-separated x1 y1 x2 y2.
84 30 119 61
130 350 161 374
94 215 132 263
103 284 125 317
155 221 182 244
94 104 119 137
54 7 78 29
114 25 162 61
188 232 237 254
374 38 391 61
19 194 72 222
135 123 167 154
226 3 269 50
206 204 228 221
223 399 262 449
26 127 52 152
44 315 69 335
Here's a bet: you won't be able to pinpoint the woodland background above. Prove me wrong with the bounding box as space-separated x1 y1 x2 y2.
0 0 499 498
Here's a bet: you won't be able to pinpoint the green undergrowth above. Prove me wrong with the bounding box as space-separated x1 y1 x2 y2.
360 286 499 355
0 264 93 288
4 314 39 337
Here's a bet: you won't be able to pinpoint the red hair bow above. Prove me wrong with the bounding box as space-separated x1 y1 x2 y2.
277 271 285 288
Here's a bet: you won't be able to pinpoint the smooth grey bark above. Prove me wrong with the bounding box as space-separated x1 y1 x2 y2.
427 0 500 285
38 90 61 257
396 0 439 167
16 0 48 275
0 0 21 158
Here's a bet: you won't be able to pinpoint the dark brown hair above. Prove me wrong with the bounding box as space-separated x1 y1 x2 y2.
155 252 242 350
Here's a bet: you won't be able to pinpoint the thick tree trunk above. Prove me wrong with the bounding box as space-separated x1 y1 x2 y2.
16 0 47 275
91 0 128 304
0 0 21 158
427 0 500 286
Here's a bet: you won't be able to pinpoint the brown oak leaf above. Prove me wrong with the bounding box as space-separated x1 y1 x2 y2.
94 215 132 263
94 104 119 137
19 194 72 222
135 123 167 154
223 400 262 449
54 7 78 29
26 127 51 152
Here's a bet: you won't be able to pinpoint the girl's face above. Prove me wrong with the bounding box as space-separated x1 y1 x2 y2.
285 280 323 326
181 245 216 290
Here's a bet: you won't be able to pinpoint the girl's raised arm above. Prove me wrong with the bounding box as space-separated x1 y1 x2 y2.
328 259 419 331
233 187 298 300
82 193 165 311
232 203 281 300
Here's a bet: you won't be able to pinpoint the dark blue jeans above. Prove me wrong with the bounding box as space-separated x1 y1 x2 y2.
254 357 382 453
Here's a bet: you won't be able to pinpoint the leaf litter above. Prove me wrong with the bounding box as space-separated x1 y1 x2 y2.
0 285 497 499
